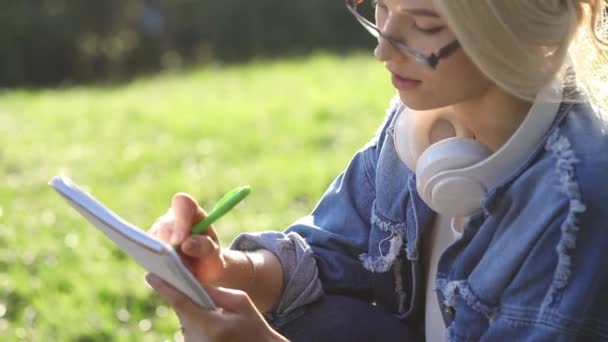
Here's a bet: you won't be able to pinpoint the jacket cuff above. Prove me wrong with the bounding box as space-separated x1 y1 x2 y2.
230 231 324 326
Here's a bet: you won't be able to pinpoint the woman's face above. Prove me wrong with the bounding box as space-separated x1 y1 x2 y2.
374 0 495 110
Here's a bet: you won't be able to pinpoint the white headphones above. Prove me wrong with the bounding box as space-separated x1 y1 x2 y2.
394 84 562 217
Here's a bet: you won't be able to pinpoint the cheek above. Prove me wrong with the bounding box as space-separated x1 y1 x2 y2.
400 51 494 110
438 52 493 98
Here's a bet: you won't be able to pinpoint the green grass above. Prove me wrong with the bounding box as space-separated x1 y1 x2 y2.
0 53 394 341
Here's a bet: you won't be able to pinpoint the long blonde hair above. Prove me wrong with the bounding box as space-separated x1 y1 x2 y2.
432 0 608 104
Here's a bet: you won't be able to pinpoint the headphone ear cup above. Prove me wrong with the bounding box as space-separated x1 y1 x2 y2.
416 137 493 217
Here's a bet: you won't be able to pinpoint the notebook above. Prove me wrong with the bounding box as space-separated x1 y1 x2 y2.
49 175 216 309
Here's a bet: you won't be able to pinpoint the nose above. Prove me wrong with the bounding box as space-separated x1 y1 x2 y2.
374 36 398 62
373 18 406 63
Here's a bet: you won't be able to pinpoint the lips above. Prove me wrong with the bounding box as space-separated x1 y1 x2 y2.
390 71 422 91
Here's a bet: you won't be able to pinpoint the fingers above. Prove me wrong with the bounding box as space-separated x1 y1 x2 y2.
146 274 283 342
170 193 207 245
148 208 174 243
145 273 204 316
181 234 219 258
204 286 256 314
148 192 220 255
146 274 254 316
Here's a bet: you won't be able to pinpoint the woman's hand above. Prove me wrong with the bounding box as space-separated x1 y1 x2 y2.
149 193 284 312
149 193 225 284
145 274 288 342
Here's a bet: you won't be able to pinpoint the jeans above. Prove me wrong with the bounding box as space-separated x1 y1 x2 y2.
275 294 423 342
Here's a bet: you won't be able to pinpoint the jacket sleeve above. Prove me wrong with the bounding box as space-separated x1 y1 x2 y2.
230 96 402 325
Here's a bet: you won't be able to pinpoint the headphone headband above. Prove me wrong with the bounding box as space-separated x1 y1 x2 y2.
429 84 562 191
394 83 562 216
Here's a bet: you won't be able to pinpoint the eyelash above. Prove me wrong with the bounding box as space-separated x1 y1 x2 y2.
374 1 444 35
413 25 444 35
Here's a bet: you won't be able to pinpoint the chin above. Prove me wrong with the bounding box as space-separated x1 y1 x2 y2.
397 91 444 111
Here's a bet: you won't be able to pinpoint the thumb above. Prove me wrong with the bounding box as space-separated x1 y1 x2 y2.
205 286 257 314
170 192 206 244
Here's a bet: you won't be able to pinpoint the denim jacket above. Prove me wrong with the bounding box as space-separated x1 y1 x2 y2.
231 94 608 341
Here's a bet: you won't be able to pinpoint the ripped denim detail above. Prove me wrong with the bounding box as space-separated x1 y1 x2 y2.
360 202 410 315
359 201 407 273
542 129 587 308
437 278 498 320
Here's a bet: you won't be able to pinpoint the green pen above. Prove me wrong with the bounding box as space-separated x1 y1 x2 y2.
191 185 251 234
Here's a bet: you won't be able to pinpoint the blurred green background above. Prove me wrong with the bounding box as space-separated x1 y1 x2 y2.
1 0 375 87
9 1 606 341
0 0 395 338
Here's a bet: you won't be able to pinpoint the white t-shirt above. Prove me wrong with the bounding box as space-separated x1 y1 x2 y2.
423 215 462 342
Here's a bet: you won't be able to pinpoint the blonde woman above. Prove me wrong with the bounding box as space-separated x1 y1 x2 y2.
146 0 608 341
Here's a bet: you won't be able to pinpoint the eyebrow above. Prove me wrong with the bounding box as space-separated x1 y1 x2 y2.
402 8 440 17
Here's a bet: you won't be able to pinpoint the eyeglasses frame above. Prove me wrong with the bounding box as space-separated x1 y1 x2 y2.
345 0 461 69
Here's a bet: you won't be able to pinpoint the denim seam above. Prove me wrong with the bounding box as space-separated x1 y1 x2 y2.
500 304 608 333
384 96 402 143
542 128 587 309
445 329 481 342
504 304 608 324
496 310 608 339
377 94 402 151
362 147 378 193
361 95 402 191
407 176 421 260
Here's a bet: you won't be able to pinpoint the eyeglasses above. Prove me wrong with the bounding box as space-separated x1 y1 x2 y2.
345 0 461 69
